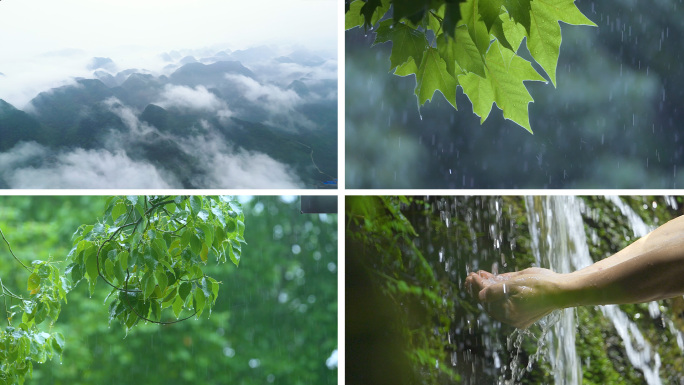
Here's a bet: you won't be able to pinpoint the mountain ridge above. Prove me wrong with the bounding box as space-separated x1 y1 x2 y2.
0 50 337 188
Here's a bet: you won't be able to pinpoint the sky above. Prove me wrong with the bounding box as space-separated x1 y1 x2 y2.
0 0 337 107
0 0 336 54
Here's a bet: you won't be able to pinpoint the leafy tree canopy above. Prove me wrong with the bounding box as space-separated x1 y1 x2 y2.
1 196 245 385
346 0 596 133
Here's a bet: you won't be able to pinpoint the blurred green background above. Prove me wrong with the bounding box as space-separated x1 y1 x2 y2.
346 0 684 188
0 196 337 385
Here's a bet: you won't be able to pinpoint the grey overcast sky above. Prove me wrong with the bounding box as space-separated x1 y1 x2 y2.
0 0 337 107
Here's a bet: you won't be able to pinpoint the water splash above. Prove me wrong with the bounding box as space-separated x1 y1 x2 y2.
503 312 561 384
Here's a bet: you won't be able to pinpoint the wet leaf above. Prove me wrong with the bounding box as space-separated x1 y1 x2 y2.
172 296 183 318
415 47 458 109
155 268 168 293
178 282 192 302
27 273 40 295
459 40 546 133
193 288 206 317
111 202 127 222
145 274 158 298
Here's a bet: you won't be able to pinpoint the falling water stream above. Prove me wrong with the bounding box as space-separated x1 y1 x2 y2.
518 196 665 385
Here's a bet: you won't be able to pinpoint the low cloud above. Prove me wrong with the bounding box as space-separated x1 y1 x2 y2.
224 74 317 130
104 97 157 137
250 58 337 87
156 84 229 113
190 149 305 188
0 118 306 189
179 134 304 188
0 139 303 189
0 142 175 188
225 74 301 114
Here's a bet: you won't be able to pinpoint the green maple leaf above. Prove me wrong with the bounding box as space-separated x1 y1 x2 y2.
459 0 491 56
393 0 429 24
477 0 506 29
500 11 527 51
374 20 427 73
437 34 466 78
527 0 597 86
345 1 366 30
459 40 545 133
415 47 458 109
451 25 486 77
345 0 390 30
361 0 383 27
503 0 532 30
394 58 419 77
443 0 466 38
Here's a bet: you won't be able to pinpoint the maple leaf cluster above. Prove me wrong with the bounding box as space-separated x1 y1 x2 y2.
346 0 596 133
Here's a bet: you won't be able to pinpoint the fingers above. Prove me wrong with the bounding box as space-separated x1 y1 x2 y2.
464 273 479 297
465 270 515 304
478 282 509 303
477 270 495 279
465 271 489 296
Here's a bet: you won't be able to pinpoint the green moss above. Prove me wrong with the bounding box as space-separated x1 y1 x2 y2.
576 306 630 384
580 196 684 383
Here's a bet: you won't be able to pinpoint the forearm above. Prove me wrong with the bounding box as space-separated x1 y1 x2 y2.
557 216 684 308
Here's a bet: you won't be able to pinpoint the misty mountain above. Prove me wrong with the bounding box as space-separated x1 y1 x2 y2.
88 57 117 72
0 99 45 151
0 48 337 188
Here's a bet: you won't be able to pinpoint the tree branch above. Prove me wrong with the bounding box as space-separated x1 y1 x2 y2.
0 228 31 272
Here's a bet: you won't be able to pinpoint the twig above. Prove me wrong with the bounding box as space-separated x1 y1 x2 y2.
0 227 31 272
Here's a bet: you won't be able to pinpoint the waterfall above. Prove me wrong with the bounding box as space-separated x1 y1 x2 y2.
523 196 663 385
524 196 582 385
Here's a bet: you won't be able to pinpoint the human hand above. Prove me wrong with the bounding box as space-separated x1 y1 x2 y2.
464 268 564 329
